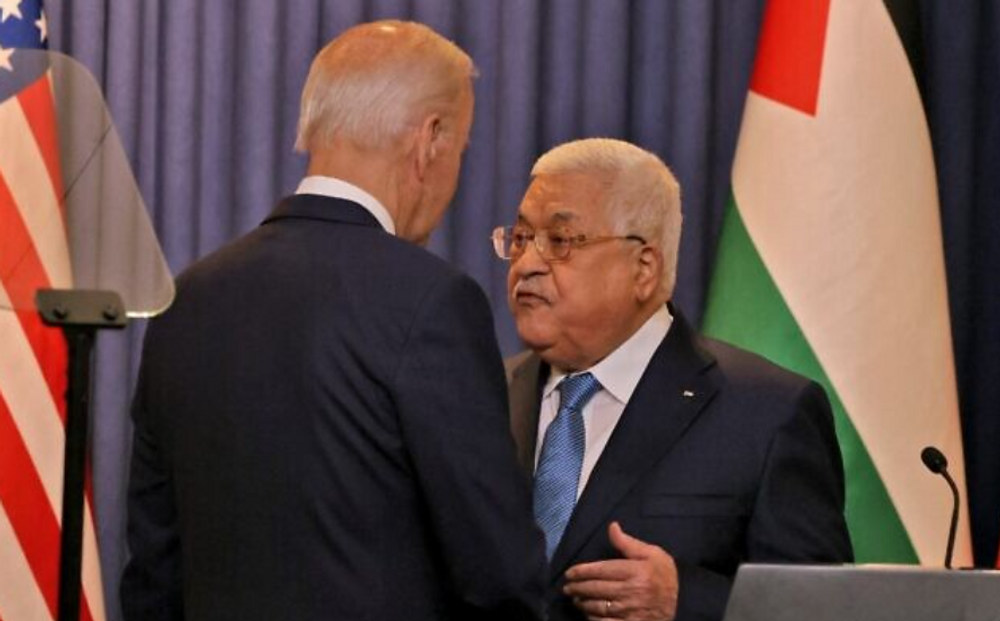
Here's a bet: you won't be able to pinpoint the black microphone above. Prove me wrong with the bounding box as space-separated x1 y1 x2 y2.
920 446 960 569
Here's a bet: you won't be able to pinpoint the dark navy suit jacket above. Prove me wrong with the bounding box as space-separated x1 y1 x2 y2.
122 195 546 621
506 310 853 621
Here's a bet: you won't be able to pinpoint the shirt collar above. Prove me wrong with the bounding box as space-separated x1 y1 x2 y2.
543 305 673 404
296 175 396 235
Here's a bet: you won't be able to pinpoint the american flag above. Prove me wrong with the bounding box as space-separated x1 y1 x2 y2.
0 1 107 619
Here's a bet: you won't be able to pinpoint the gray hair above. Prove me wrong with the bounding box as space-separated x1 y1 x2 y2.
295 21 475 153
532 138 683 299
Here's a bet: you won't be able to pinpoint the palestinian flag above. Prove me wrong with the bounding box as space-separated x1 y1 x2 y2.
703 0 972 565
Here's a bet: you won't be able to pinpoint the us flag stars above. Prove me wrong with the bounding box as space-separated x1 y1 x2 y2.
0 0 24 23
0 0 48 74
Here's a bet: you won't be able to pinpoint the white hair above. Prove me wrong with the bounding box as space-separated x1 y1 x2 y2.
295 20 475 153
532 138 683 299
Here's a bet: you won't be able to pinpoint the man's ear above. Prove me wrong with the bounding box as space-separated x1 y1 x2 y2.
634 245 663 303
414 114 443 181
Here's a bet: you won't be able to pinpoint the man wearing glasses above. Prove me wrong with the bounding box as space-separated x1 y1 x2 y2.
495 138 853 621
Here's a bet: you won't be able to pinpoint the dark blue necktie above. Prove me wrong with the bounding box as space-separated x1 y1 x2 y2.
533 372 602 559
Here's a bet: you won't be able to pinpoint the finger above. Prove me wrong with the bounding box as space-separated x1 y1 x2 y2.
573 596 629 621
563 578 624 600
608 521 655 560
565 559 636 582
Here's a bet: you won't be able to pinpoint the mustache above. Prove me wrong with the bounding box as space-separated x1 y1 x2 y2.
512 278 550 302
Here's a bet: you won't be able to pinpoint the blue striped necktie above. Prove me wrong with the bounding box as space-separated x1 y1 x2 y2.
533 372 602 559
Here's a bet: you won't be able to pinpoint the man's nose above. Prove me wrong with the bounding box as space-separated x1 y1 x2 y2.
511 238 550 279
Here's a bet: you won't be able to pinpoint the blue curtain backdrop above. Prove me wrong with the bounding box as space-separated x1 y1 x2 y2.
43 1 999 618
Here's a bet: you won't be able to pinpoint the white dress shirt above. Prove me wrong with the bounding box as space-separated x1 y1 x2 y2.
535 305 673 499
296 175 396 235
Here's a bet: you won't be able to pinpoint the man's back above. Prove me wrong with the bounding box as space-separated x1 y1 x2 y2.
122 195 545 621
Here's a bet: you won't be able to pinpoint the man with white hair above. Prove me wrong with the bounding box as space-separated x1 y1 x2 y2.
498 138 852 621
122 21 546 621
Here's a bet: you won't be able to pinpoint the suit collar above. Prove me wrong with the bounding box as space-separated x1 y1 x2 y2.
545 305 673 407
295 175 396 234
508 308 721 581
262 194 384 230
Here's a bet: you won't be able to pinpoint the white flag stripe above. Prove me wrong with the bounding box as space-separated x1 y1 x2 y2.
0 282 66 519
82 502 108 621
0 502 53 621
733 0 970 565
0 95 72 292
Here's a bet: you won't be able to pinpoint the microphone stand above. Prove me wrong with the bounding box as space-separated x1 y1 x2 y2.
921 446 961 569
939 468 960 569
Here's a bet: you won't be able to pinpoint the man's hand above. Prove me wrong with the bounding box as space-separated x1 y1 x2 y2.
562 522 679 621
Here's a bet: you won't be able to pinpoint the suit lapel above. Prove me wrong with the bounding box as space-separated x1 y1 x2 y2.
506 352 545 477
548 312 720 578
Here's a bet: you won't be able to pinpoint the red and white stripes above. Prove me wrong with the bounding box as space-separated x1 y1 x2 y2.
0 73 105 621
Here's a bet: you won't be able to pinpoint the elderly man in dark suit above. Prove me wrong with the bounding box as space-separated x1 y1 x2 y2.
121 21 546 621
495 138 853 621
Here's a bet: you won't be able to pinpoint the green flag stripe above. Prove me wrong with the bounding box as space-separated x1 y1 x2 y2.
702 197 918 563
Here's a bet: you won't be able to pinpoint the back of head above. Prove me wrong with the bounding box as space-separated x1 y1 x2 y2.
296 21 475 154
532 138 683 300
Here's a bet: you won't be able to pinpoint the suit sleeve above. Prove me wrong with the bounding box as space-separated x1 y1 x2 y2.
747 380 853 563
391 272 547 621
675 380 853 621
119 330 185 621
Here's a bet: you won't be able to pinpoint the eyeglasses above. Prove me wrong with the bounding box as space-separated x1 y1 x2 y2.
491 226 646 262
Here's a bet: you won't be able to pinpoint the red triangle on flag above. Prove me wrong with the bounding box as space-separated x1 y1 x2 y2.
749 0 832 116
